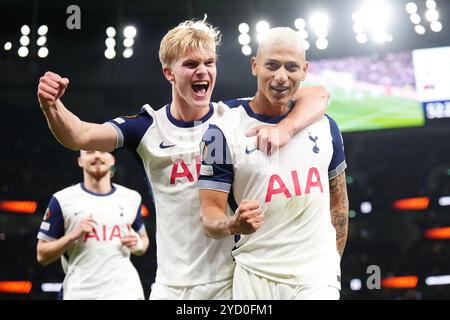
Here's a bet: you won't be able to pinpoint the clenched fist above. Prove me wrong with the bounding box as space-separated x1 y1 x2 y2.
67 214 97 241
230 199 263 235
37 71 69 109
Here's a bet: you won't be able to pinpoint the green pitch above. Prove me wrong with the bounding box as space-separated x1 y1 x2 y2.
315 86 425 133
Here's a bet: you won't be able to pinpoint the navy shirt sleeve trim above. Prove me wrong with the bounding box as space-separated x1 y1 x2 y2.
105 108 154 151
197 124 235 188
325 114 347 179
37 196 65 241
196 180 232 193
131 203 145 235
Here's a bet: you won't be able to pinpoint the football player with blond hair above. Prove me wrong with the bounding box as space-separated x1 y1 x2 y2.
37 19 330 299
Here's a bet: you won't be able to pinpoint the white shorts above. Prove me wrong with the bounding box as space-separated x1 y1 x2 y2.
233 264 340 300
149 278 232 300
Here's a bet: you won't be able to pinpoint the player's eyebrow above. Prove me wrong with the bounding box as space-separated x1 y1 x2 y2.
265 59 280 64
182 59 198 64
285 61 300 68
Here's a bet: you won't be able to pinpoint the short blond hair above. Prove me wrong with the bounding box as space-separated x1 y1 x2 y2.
159 18 221 67
258 27 306 59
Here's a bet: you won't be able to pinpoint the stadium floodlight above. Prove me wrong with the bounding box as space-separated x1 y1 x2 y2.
123 38 134 48
294 18 306 30
426 0 437 10
405 2 418 14
410 13 421 24
38 47 49 58
106 26 116 38
430 20 443 32
425 9 439 22
350 279 362 291
256 32 268 43
238 33 251 46
256 20 270 34
309 11 329 36
18 46 29 57
315 29 328 39
415 24 426 34
365 0 390 28
19 36 30 46
356 33 367 44
303 40 310 50
123 48 133 59
241 45 252 56
37 36 47 46
20 25 30 35
360 202 372 214
298 29 308 40
123 26 137 38
372 30 386 43
316 38 328 50
104 48 116 59
37 25 48 36
238 23 249 34
4 42 12 51
105 37 115 48
356 0 391 44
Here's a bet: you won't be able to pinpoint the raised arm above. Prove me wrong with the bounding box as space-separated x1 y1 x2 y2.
282 85 330 134
246 85 330 155
38 71 117 151
199 189 263 239
329 171 349 257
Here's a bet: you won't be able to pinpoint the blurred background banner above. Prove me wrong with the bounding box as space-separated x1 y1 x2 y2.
1 0 450 300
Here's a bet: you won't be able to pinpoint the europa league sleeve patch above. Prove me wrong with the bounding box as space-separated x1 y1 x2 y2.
200 164 214 176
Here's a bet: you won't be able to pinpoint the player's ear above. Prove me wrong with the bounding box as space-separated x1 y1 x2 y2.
251 56 258 76
77 156 83 168
163 65 175 83
301 61 309 81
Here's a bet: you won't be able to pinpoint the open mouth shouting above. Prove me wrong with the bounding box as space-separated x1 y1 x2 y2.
192 81 210 97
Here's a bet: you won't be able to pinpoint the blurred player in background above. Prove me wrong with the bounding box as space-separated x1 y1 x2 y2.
36 18 329 299
36 150 149 300
197 27 349 300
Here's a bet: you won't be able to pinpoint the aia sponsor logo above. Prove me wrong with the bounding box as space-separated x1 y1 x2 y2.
265 167 323 202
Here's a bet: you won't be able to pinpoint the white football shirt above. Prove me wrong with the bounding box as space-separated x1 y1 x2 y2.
106 103 236 286
37 183 145 300
197 98 346 289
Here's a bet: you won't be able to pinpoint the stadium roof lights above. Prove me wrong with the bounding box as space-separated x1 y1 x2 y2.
294 18 306 30
106 26 116 37
238 22 249 34
4 42 12 51
241 45 252 56
20 25 30 36
18 46 28 57
405 2 418 14
37 47 49 58
37 25 48 36
123 26 137 39
430 20 443 32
